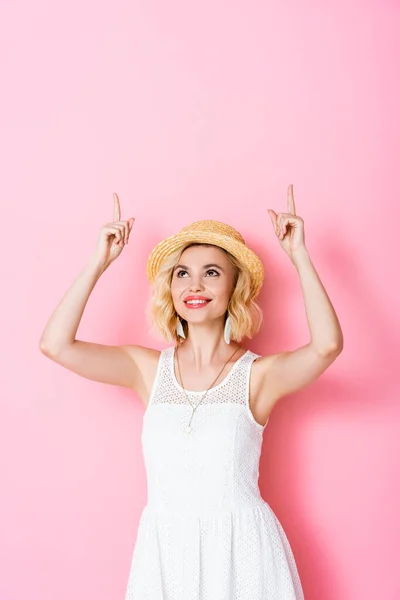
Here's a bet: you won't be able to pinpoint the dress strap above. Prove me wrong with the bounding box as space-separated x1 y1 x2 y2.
244 351 269 430
146 348 167 410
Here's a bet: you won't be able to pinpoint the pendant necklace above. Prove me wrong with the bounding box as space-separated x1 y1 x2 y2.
175 344 242 434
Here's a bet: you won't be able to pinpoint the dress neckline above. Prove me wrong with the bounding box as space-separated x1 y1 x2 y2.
170 346 250 395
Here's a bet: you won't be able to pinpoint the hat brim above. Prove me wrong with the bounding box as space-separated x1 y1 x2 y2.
146 230 264 297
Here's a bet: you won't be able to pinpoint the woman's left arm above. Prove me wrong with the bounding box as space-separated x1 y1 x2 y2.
260 185 343 406
291 245 343 353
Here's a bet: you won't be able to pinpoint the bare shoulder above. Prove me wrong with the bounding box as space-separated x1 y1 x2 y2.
124 344 161 408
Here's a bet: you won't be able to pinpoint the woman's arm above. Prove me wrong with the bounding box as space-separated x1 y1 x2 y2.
39 258 146 391
39 257 105 354
293 246 343 353
259 185 343 414
39 193 144 391
259 247 343 412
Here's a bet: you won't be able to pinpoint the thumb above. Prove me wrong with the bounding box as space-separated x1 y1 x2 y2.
268 209 279 236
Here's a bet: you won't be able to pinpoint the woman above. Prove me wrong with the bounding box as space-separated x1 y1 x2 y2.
39 185 343 599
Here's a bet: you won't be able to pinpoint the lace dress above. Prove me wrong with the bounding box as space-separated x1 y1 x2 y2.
125 346 304 599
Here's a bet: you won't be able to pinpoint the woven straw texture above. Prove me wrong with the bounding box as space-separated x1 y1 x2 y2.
146 220 264 297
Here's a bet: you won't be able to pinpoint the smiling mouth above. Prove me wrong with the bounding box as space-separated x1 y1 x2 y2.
184 299 212 307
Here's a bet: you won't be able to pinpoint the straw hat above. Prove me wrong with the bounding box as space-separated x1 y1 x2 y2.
146 220 264 297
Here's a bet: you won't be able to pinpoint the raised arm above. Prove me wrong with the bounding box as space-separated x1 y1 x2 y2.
39 193 146 392
257 185 343 416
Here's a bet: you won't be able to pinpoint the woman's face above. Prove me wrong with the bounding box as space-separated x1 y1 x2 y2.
170 245 236 323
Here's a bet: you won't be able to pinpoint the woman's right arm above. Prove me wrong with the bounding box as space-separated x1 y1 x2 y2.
39 193 146 391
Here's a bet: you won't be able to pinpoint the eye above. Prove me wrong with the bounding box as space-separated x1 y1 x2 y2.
176 269 219 277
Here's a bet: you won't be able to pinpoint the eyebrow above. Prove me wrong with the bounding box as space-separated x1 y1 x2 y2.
173 263 225 273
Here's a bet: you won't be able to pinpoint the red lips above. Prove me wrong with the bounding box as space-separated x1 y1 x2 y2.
184 295 212 302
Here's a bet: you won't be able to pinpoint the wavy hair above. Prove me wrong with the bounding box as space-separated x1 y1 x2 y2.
145 242 263 344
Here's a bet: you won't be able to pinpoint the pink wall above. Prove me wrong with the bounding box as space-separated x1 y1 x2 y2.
1 0 399 598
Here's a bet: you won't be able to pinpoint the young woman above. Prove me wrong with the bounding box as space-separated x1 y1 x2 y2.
40 185 343 599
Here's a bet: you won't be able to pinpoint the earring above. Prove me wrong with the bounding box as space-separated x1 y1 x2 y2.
177 317 186 339
224 315 231 345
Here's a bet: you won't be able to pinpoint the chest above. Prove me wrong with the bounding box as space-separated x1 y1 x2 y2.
136 349 269 428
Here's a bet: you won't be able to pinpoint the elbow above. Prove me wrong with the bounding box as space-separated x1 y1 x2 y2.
318 341 343 357
39 337 59 357
39 338 75 357
39 338 52 356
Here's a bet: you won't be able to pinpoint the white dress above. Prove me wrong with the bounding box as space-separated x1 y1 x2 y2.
125 346 304 599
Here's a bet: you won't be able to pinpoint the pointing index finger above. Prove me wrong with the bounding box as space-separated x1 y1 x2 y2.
287 184 296 215
113 192 121 222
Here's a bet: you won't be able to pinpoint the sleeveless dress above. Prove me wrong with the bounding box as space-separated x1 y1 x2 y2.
125 346 304 599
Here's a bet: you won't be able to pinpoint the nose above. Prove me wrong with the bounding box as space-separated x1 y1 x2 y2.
188 275 205 292
189 283 204 293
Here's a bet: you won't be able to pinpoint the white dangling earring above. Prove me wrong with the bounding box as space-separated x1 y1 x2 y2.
177 317 186 339
224 315 231 345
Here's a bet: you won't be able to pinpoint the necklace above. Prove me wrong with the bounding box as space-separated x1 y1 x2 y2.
175 344 242 434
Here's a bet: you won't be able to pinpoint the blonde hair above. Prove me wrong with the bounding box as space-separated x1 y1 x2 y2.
145 242 263 344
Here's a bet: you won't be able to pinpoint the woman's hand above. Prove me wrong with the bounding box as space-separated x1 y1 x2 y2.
268 184 306 260
91 193 135 270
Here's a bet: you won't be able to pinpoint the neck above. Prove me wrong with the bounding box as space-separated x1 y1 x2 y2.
177 322 243 367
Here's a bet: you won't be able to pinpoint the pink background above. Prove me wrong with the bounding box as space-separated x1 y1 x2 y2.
1 0 399 598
